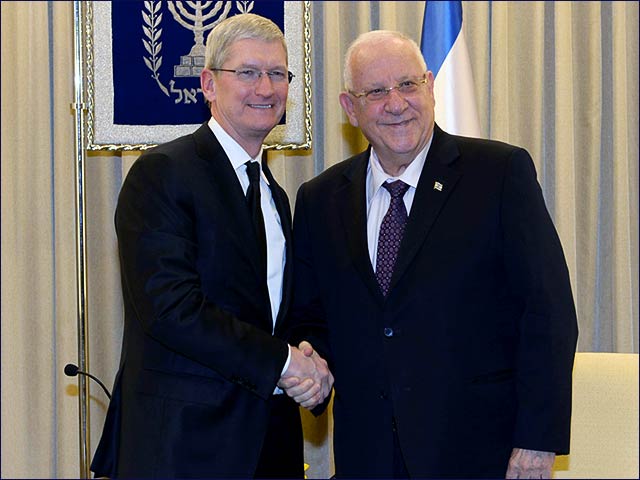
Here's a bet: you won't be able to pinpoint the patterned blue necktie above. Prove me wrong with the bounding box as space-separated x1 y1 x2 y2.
375 180 410 297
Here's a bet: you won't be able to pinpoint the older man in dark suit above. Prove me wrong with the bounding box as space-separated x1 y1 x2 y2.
90 13 332 479
287 30 578 478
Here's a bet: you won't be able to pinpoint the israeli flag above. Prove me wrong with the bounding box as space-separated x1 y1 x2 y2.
421 1 481 137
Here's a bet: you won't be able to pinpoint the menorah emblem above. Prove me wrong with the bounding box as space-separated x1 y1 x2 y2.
168 1 233 77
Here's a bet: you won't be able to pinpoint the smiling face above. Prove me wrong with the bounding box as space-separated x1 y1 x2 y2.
339 36 435 176
201 38 288 156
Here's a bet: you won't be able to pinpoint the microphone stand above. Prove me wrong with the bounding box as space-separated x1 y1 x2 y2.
64 364 112 399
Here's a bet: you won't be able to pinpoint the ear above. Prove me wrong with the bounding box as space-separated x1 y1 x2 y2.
339 92 359 127
200 69 216 104
425 70 435 104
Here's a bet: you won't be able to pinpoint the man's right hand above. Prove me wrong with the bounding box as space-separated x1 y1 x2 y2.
279 341 333 409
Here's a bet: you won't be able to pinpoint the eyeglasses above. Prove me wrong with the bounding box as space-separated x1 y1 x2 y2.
350 75 428 102
211 68 295 84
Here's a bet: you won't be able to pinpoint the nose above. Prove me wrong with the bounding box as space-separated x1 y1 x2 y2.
254 73 276 96
384 88 408 114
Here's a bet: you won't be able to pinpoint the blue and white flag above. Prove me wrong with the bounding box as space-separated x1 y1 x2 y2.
421 1 481 137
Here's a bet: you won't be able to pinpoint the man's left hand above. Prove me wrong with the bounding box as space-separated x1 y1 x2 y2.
505 448 555 479
278 341 333 409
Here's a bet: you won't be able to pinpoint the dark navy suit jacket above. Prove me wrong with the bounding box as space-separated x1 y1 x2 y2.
291 124 578 478
91 123 297 478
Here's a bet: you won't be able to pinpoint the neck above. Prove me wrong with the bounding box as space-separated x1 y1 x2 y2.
210 111 265 158
378 156 413 177
241 142 263 159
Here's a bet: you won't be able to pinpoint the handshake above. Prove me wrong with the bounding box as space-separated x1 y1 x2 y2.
278 341 334 410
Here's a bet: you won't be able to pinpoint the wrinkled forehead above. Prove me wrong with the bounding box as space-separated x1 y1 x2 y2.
226 38 288 67
351 39 425 85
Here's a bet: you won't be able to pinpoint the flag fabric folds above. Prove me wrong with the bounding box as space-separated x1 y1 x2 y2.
420 1 481 137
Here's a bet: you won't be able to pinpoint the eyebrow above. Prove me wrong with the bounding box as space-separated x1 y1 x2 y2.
360 74 422 89
232 62 288 71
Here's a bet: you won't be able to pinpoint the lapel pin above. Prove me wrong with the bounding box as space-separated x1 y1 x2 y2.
434 181 443 191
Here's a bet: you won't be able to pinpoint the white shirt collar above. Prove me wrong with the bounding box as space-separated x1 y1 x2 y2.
368 132 434 199
207 117 266 177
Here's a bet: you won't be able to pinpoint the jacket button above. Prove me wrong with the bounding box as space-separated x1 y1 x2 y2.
383 327 394 337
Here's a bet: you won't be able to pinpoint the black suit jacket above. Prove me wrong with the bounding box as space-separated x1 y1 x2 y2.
91 123 297 478
291 125 578 478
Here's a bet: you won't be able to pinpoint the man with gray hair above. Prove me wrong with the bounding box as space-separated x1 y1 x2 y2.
286 29 577 478
91 13 332 478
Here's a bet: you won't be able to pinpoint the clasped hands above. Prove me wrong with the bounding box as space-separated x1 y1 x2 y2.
278 341 334 409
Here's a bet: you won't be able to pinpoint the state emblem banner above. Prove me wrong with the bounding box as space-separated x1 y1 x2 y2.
81 1 311 150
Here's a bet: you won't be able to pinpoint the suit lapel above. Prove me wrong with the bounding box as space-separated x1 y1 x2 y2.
192 124 264 279
389 126 462 293
338 151 386 304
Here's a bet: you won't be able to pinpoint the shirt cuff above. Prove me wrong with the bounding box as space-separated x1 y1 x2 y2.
274 344 292 395
281 344 292 376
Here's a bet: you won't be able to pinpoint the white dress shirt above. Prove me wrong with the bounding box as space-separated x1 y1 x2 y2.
366 136 433 269
208 117 286 329
207 118 291 384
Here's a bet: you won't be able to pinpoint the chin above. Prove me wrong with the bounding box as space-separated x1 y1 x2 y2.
388 142 421 154
252 113 282 125
253 122 280 135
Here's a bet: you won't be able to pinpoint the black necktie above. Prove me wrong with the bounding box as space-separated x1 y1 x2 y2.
245 161 267 273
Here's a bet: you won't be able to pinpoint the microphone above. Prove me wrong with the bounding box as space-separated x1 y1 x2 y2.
64 363 112 399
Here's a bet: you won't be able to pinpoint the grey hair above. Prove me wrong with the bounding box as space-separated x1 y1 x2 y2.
343 30 427 91
204 13 287 70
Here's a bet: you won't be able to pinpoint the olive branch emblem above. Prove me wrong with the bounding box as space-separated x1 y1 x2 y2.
236 1 254 13
142 1 169 96
140 1 254 103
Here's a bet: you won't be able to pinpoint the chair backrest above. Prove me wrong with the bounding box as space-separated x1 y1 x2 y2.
552 352 639 479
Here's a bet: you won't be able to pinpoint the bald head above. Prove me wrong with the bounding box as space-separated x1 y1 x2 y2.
338 29 435 176
343 30 427 92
